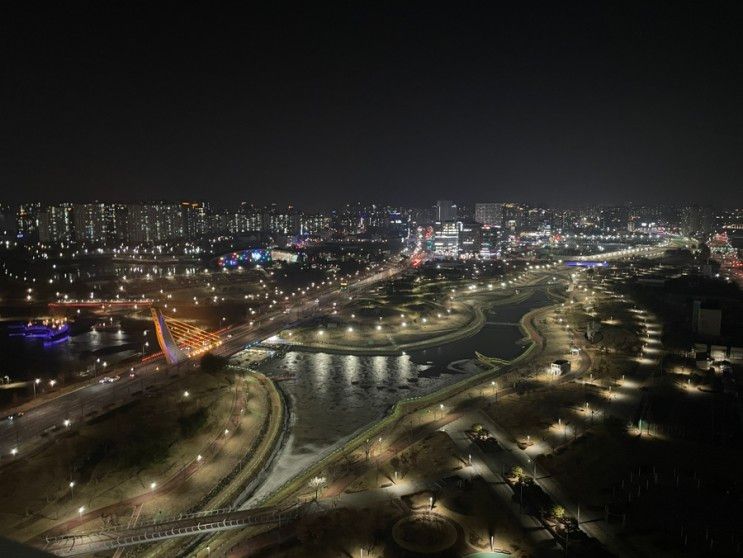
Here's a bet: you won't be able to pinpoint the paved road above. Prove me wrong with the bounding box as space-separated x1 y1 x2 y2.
0 264 402 458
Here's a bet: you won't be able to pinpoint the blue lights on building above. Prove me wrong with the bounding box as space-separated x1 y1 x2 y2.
217 249 271 269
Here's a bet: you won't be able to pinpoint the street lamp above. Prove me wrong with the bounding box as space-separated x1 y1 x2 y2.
150 481 157 491
78 506 85 519
69 481 75 497
33 378 41 397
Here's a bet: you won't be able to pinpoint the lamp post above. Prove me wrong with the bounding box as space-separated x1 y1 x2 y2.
33 378 41 397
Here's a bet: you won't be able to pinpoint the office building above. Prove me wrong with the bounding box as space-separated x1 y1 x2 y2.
436 200 457 222
458 221 482 256
433 220 460 257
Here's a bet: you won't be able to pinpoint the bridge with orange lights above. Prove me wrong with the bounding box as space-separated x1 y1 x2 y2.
48 299 154 311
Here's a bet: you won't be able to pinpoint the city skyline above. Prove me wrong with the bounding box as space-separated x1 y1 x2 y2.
4 198 734 250
2 4 743 556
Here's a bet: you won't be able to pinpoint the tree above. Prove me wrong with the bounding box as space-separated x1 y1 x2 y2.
510 466 524 481
551 505 566 520
308 476 327 500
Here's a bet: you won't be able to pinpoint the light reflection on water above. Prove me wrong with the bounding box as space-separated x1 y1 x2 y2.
0 327 141 380
249 286 552 505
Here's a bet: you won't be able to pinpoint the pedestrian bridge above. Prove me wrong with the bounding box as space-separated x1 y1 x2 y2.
151 307 222 364
43 504 304 556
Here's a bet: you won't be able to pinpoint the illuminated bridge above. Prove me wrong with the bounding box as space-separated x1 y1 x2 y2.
48 299 154 311
151 307 222 364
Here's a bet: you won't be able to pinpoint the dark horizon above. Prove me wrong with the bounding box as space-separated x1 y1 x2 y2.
3 1 742 208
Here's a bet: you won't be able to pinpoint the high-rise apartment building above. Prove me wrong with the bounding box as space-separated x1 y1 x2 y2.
16 203 41 242
39 203 74 243
127 202 183 243
300 213 331 235
474 203 503 227
181 201 209 239
262 205 299 235
72 203 128 244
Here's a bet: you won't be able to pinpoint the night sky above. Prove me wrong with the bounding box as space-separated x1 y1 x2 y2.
2 1 742 208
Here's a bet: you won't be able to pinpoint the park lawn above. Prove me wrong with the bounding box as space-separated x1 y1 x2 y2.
344 431 464 494
0 369 253 543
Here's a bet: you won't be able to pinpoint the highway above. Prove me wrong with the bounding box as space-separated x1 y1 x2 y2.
0 263 403 458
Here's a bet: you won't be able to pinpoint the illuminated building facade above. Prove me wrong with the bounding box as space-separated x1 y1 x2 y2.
39 203 74 243
16 202 41 242
433 220 460 257
181 201 209 239
127 202 183 242
72 203 128 244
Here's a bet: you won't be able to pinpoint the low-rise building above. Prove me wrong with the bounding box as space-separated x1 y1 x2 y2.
550 359 571 376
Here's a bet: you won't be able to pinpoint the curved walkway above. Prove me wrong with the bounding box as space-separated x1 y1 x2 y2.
264 288 535 357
